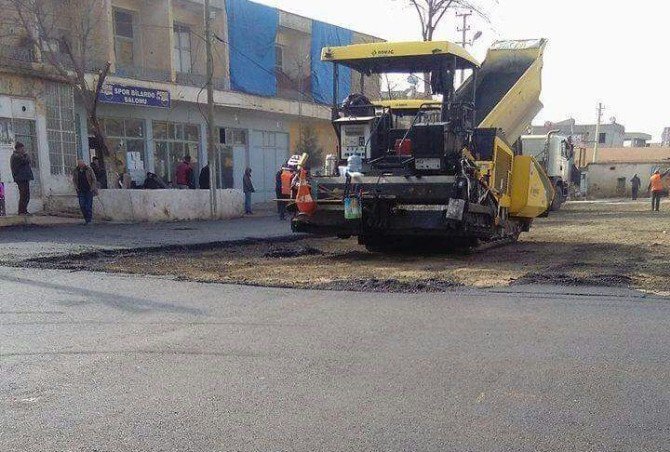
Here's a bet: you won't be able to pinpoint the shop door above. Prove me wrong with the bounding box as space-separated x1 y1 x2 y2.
216 144 246 190
249 131 289 203
616 177 626 197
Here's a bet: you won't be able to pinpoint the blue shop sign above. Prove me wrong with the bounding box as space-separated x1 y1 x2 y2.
98 83 170 108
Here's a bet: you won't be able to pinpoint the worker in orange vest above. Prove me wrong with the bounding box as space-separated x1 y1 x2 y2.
275 168 294 220
648 169 669 212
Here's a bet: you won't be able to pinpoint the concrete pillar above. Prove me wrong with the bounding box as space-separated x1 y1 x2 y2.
199 121 208 169
103 0 116 72
34 105 52 196
146 118 155 173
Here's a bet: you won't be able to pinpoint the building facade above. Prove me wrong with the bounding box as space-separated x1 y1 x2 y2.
584 162 670 198
577 147 670 198
0 0 382 214
531 118 651 149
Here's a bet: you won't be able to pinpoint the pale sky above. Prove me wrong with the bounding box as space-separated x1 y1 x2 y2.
257 0 668 140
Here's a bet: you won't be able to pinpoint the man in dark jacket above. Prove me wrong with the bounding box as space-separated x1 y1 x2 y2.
199 164 211 189
243 168 254 214
631 174 641 200
275 169 285 220
90 156 107 189
10 142 33 215
72 160 97 224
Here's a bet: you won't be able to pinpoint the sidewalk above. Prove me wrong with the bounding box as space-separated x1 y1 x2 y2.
0 214 83 228
0 209 294 264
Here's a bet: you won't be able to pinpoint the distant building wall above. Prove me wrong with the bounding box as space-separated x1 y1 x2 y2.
585 162 670 198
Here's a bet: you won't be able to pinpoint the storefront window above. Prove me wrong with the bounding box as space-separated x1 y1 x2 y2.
0 119 12 145
100 117 147 184
13 119 38 171
104 118 124 137
153 121 200 185
45 82 77 175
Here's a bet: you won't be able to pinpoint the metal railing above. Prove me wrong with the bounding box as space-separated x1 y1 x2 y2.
175 71 228 90
114 64 172 83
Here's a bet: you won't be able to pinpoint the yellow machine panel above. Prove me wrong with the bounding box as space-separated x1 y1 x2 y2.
510 156 554 218
491 138 514 197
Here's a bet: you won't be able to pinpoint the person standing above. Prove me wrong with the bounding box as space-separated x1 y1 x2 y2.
175 155 194 189
10 142 33 215
90 156 107 189
199 164 210 189
631 174 641 200
242 167 255 215
275 169 289 220
72 160 97 224
648 169 670 212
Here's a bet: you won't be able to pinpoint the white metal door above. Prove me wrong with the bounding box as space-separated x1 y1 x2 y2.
249 131 289 203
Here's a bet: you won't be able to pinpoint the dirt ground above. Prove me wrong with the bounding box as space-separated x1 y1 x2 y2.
45 200 670 294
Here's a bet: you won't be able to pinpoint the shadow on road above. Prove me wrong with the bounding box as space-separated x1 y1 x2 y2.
0 274 204 315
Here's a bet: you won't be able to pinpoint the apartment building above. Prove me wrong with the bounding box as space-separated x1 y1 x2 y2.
0 0 382 214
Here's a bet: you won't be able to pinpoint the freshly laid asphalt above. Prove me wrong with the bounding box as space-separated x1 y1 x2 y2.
1 266 668 451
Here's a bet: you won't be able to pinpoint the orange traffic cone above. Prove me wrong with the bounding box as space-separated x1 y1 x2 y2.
295 169 317 215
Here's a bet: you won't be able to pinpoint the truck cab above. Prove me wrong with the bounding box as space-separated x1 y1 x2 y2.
521 132 574 210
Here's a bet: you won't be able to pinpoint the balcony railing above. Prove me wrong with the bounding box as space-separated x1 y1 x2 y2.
176 71 228 91
114 64 172 83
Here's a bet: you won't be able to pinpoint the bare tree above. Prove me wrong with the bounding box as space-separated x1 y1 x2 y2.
403 0 493 94
5 0 112 179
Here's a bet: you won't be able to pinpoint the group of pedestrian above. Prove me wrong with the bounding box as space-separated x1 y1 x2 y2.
174 155 212 190
173 154 256 216
10 142 97 224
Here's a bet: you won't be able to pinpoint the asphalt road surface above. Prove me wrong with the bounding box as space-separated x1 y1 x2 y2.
0 214 292 263
1 267 669 451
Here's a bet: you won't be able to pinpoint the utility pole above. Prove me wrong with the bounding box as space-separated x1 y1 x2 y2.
456 10 473 83
593 102 604 164
204 0 217 219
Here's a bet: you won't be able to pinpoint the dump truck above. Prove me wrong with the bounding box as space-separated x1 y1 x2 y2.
292 39 554 251
521 132 575 211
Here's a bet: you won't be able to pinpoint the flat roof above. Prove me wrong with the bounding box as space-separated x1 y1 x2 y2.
321 41 480 74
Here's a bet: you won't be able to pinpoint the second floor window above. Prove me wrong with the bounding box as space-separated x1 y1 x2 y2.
598 132 607 144
275 45 284 72
173 24 192 74
114 9 135 67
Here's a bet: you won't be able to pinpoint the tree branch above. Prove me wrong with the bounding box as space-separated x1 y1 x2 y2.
409 0 428 40
91 60 111 117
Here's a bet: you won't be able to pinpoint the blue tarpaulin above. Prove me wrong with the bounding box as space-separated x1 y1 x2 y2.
311 21 353 105
225 0 278 97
